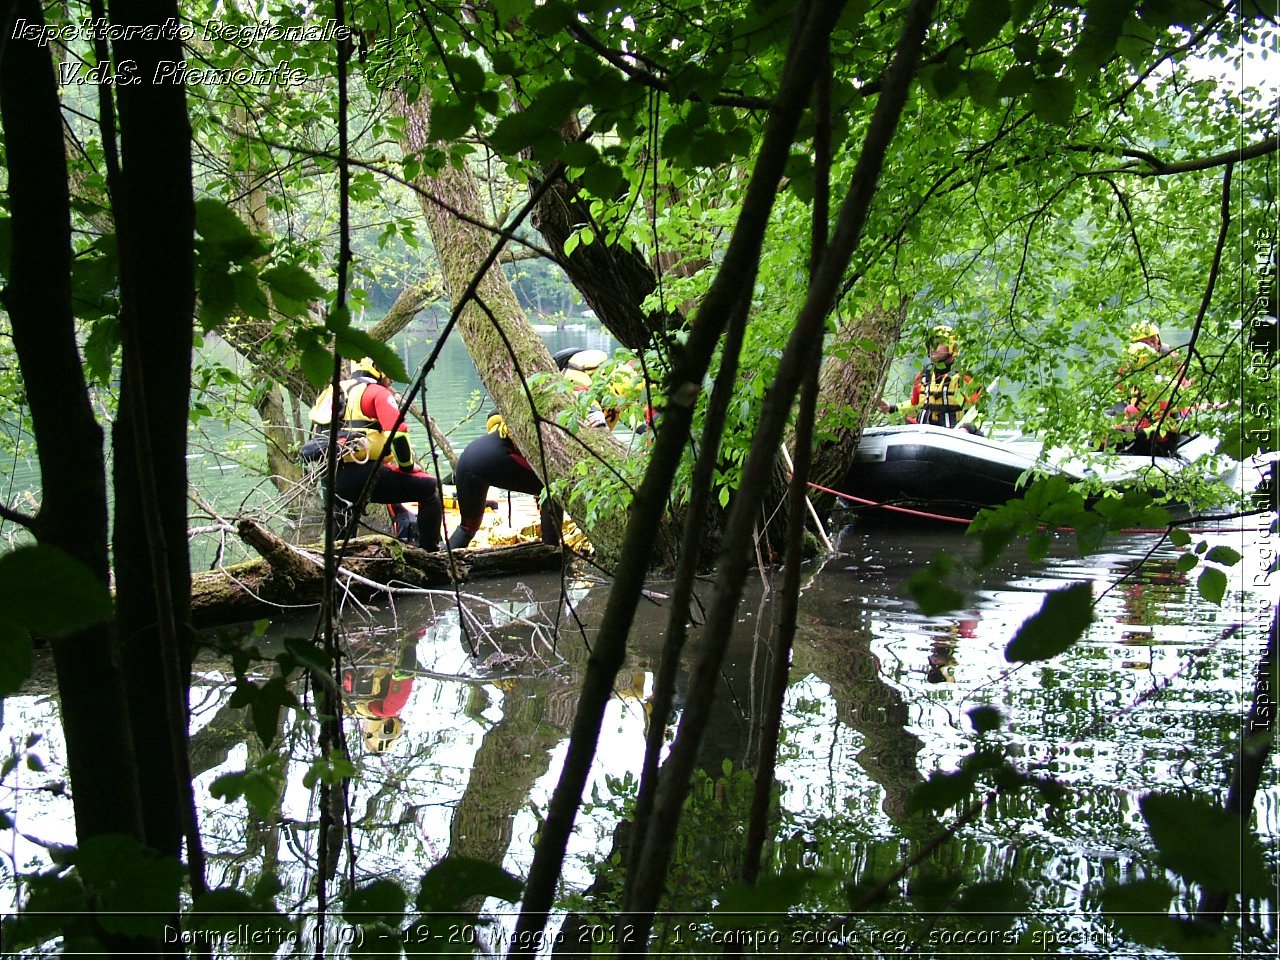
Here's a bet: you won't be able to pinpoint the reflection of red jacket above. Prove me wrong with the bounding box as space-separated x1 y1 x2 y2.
342 668 414 718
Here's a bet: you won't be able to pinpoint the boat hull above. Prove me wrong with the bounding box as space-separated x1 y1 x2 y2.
840 425 1045 518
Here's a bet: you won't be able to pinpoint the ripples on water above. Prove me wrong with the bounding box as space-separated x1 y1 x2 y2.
3 522 1275 954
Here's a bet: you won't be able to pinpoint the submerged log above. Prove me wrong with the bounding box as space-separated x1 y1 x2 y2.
190 519 565 629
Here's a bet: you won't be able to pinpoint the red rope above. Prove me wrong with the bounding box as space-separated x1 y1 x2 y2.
806 478 972 525
806 478 1249 536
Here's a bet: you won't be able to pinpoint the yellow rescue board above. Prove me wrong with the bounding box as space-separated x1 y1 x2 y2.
398 490 591 552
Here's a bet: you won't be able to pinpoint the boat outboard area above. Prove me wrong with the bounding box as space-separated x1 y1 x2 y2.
839 423 1258 523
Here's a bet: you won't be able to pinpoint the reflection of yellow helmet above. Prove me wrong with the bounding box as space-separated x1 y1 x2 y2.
355 356 387 380
1128 321 1160 343
362 717 404 753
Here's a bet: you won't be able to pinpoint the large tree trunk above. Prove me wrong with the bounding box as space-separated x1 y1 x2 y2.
393 92 635 561
805 297 908 507
108 0 199 863
527 119 680 351
0 0 146 849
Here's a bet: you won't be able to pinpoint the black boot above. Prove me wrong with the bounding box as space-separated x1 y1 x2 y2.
417 500 444 552
446 526 475 550
539 499 564 546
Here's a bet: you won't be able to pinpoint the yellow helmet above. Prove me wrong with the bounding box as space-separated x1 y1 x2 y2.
929 324 960 351
1128 321 1160 343
565 349 608 374
562 369 592 391
355 356 387 380
362 717 404 753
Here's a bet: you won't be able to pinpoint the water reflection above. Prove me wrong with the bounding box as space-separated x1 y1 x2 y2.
3 526 1275 953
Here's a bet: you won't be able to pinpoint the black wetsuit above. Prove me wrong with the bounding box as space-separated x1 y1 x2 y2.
447 430 561 549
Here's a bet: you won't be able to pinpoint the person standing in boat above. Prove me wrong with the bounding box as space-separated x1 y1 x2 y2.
878 324 982 433
1110 321 1186 456
305 356 445 551
446 349 633 550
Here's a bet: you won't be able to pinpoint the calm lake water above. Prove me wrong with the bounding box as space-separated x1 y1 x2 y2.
1 318 1275 953
4 514 1276 955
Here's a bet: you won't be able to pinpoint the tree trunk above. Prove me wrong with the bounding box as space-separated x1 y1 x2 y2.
108 0 199 863
527 118 679 350
190 521 563 629
806 297 908 507
392 92 634 561
0 0 147 848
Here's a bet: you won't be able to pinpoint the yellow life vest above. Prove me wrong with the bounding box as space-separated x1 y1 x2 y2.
309 378 389 464
918 366 968 428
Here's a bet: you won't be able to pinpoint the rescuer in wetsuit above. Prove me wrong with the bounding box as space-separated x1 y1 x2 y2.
446 349 619 550
878 324 982 432
307 356 445 550
1109 321 1185 456
342 637 420 754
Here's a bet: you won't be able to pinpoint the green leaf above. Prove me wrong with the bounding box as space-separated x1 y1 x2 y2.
905 560 964 616
415 858 523 913
261 264 325 307
1030 75 1076 126
963 0 1012 48
300 342 336 388
1175 551 1199 574
955 879 1029 925
1203 545 1242 566
997 64 1035 99
560 140 600 168
965 68 1001 109
195 198 266 262
925 63 966 100
282 636 331 676
526 0 574 34
347 879 408 926
233 271 271 321
580 161 626 198
1140 792 1272 894
489 110 548 154
210 765 284 818
909 768 978 814
0 622 34 698
715 870 821 920
0 870 88 951
1168 527 1192 547
325 321 408 384
968 705 1003 733
303 755 357 789
429 100 478 142
1196 567 1228 605
1004 581 1093 662
76 834 184 937
446 55 486 94
198 267 237 331
0 545 113 637
83 316 122 385
192 888 295 954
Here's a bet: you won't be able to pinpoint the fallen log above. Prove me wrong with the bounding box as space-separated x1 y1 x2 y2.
191 519 565 629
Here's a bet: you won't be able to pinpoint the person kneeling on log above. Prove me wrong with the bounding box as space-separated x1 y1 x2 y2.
447 349 627 550
304 356 444 551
